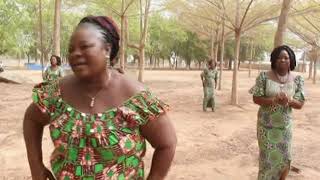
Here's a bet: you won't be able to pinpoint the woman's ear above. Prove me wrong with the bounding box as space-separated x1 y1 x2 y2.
104 44 112 56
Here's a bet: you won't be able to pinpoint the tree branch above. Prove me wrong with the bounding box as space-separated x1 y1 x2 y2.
127 43 140 49
239 0 254 29
123 0 136 15
292 7 320 33
181 12 234 30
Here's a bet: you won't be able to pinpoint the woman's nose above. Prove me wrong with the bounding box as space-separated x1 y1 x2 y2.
280 58 286 62
70 48 82 58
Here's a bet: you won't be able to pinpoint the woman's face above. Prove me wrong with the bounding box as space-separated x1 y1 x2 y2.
208 61 215 69
275 50 290 71
68 26 110 79
50 57 57 66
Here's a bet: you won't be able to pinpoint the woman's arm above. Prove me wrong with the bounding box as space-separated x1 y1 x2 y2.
59 67 64 77
253 96 276 106
140 113 177 180
288 98 304 109
23 103 55 180
254 93 293 107
43 68 48 80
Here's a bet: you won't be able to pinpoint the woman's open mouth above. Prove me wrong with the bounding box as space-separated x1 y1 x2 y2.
71 62 88 69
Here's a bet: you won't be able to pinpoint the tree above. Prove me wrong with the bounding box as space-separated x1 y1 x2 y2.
127 0 152 82
168 0 282 105
218 17 225 90
274 0 293 48
39 0 44 76
53 0 61 56
288 0 320 84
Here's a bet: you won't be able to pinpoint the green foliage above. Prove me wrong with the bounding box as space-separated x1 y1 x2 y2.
0 0 315 67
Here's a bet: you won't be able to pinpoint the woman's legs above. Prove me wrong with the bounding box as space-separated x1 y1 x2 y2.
280 167 290 180
203 87 208 111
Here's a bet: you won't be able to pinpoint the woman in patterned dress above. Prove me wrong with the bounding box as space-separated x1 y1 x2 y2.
201 60 218 112
250 45 305 180
43 55 64 82
23 16 177 180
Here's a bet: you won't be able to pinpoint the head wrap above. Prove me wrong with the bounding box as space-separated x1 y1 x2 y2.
79 16 120 61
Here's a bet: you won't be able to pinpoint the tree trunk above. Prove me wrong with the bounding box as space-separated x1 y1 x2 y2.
119 1 126 71
175 56 178 69
309 60 313 79
119 0 126 71
124 15 129 69
231 0 241 105
313 58 317 84
53 0 61 56
228 59 232 70
302 51 306 73
18 53 21 68
231 30 241 105
149 55 153 69
28 55 30 64
138 0 151 82
218 18 225 91
274 0 292 48
39 0 44 76
249 39 254 77
214 28 219 63
210 25 215 60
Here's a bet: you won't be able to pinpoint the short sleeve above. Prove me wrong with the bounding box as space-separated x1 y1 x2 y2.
131 91 169 125
293 75 305 102
32 81 59 114
59 67 64 77
249 72 266 97
203 68 209 75
215 70 219 81
43 68 49 80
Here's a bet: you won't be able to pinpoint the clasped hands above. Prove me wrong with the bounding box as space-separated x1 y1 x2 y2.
272 92 292 106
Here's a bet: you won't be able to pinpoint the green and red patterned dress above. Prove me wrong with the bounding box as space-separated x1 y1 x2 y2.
250 72 305 180
32 80 169 180
43 66 64 82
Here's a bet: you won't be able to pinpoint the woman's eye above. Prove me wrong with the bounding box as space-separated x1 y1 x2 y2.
81 44 94 49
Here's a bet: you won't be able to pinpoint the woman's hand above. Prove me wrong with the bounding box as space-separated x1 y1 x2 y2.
275 92 289 106
34 166 56 180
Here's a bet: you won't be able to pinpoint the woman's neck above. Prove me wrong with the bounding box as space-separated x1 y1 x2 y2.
78 70 112 93
274 68 288 76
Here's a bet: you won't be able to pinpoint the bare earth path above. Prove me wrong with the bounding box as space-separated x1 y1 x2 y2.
0 70 319 180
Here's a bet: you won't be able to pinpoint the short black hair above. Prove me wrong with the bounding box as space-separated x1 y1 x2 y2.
50 55 62 66
270 45 296 71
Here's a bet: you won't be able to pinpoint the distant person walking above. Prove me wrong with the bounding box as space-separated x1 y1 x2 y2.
250 45 305 180
43 55 64 82
0 60 4 72
201 60 218 112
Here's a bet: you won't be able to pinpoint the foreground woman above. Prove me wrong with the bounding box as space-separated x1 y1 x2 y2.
250 45 305 180
24 16 177 180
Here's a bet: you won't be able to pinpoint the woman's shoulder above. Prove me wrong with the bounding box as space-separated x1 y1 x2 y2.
289 72 304 84
113 70 146 98
255 71 269 80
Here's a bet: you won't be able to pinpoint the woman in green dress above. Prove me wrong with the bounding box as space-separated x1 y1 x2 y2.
43 55 64 82
201 60 218 112
250 45 305 180
23 16 177 180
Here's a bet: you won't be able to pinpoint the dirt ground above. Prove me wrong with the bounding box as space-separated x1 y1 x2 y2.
0 69 319 180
